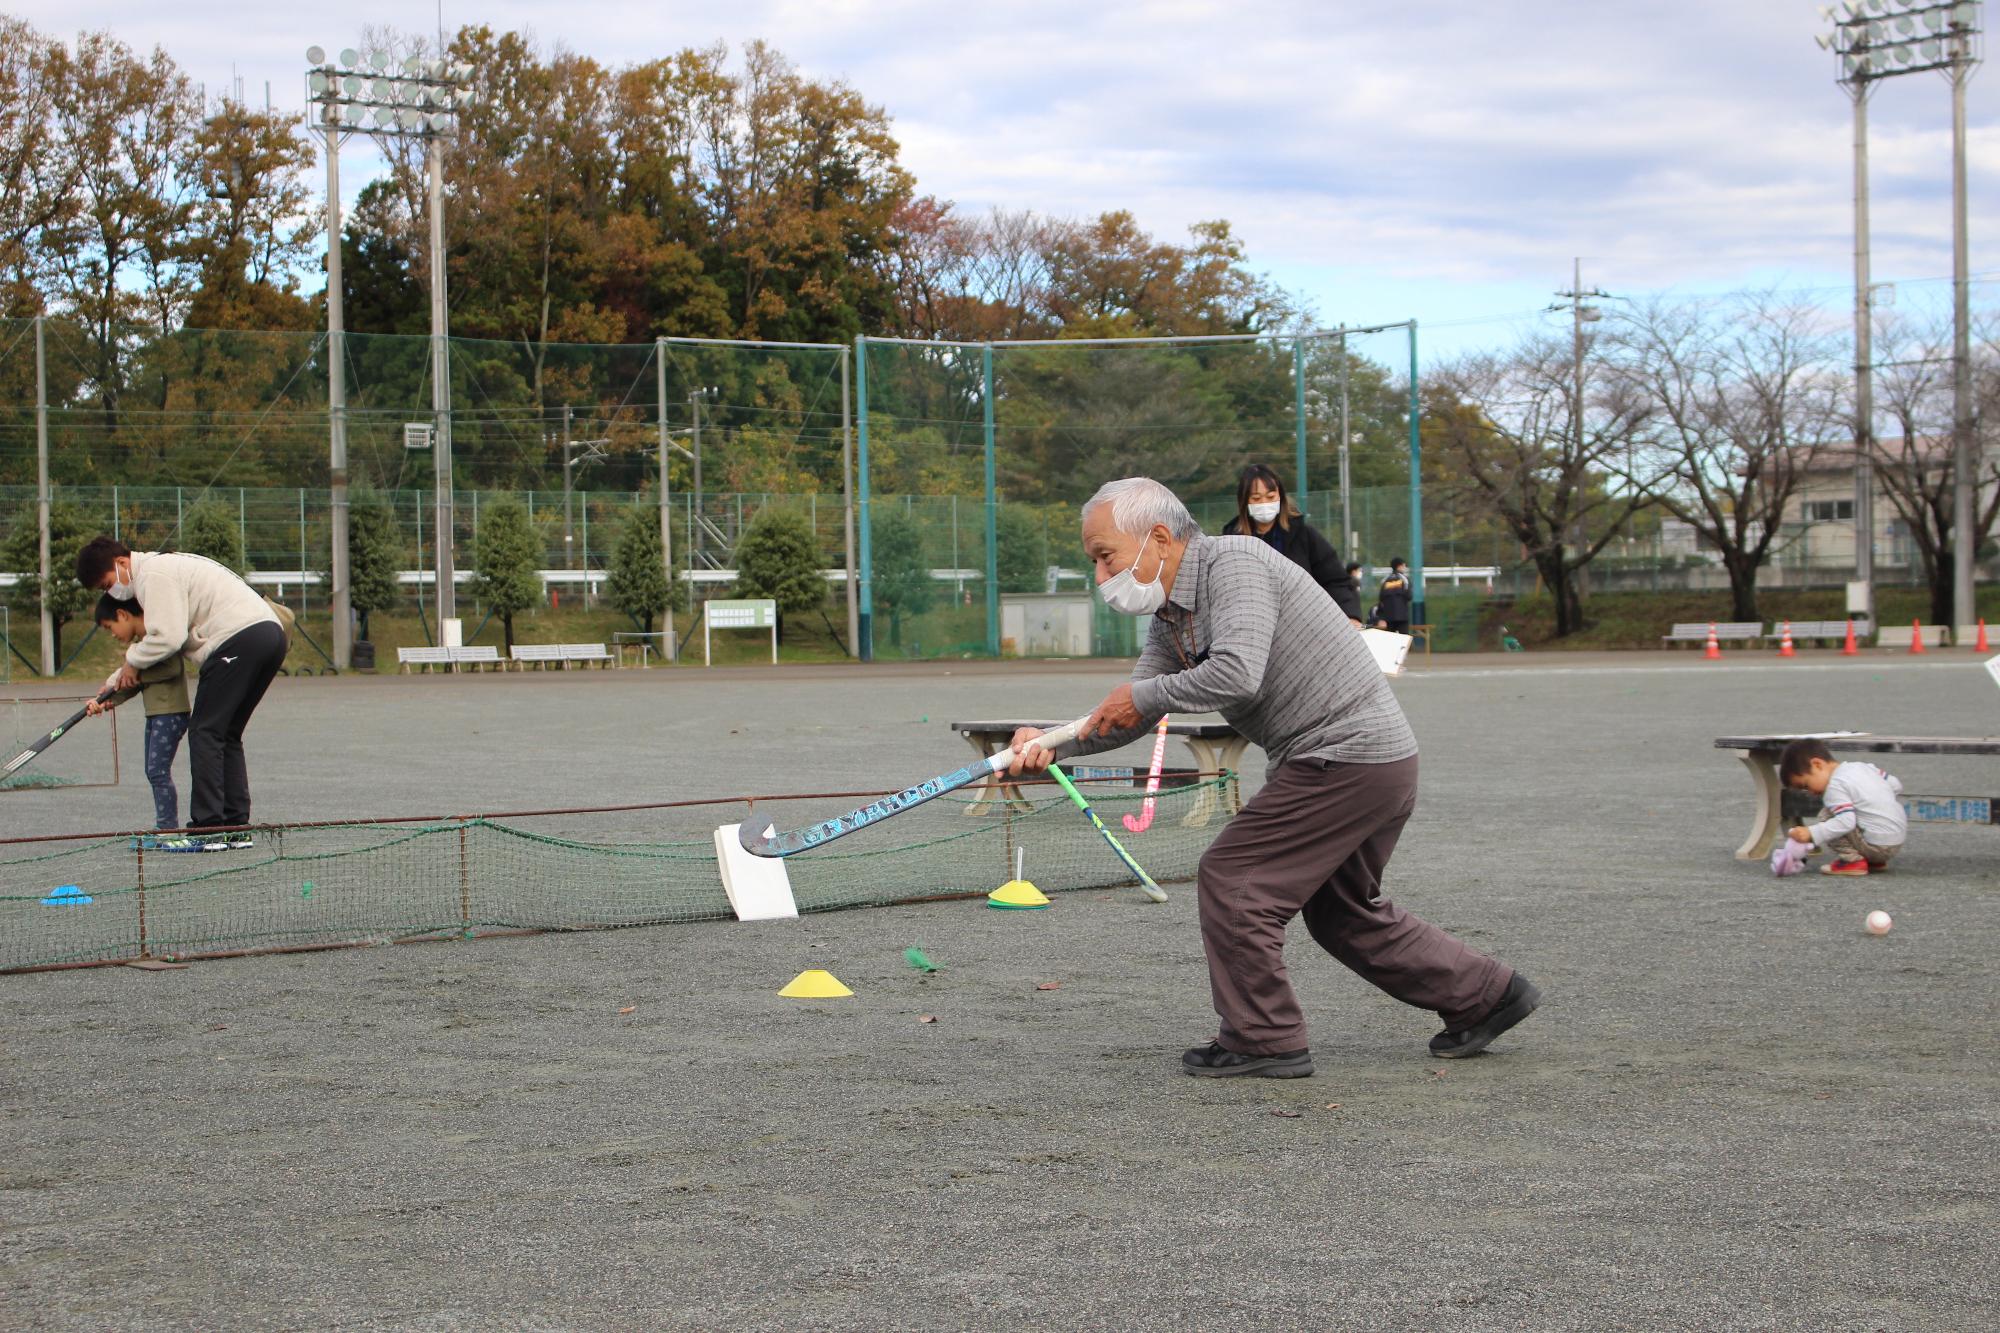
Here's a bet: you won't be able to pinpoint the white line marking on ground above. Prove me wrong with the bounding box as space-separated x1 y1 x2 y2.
1399 661 1985 681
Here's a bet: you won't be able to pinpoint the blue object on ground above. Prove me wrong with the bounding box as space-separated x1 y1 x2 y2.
40 884 93 906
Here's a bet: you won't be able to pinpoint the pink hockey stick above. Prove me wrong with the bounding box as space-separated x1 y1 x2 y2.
1122 715 1171 833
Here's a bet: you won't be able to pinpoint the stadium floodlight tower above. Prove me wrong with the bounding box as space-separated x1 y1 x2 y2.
1817 1 1983 631
305 44 479 655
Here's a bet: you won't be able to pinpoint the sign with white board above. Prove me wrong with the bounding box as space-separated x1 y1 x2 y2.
702 598 779 666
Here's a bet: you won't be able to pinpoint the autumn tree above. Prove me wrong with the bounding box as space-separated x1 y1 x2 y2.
39 31 203 418
1617 294 1845 624
1429 333 1652 637
1869 309 2000 625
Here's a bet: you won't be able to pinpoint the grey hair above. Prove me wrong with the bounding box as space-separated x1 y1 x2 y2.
1081 477 1200 541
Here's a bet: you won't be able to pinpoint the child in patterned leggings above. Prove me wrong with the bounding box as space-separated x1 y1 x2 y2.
87 595 192 839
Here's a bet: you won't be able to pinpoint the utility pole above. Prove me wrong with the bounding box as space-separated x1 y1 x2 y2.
1550 261 1610 600
1949 23 1978 632
656 340 676 661
322 111 351 668
34 316 51 678
841 347 858 657
1337 327 1353 558
428 142 454 628
561 405 575 571
1819 1 1984 629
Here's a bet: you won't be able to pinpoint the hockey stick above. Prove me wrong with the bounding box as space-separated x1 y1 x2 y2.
4 690 115 778
1121 714 1170 833
741 714 1092 858
1046 762 1168 903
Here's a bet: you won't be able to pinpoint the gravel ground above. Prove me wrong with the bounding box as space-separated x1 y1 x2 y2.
3 652 1996 1330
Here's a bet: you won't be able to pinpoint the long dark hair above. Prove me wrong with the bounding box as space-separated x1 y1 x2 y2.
1233 463 1300 533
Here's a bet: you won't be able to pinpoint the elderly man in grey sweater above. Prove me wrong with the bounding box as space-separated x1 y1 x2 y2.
1010 478 1539 1078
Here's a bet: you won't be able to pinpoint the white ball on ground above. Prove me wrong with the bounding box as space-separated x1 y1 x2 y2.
1865 910 1893 936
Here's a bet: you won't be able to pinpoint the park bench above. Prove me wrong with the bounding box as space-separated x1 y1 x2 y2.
396 646 451 674
1713 733 2000 859
950 719 1249 828
1662 622 1762 648
447 646 503 673
561 643 615 669
1876 624 1950 650
510 644 564 671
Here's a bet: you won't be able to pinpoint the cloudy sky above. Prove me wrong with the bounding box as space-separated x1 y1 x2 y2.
17 0 1999 358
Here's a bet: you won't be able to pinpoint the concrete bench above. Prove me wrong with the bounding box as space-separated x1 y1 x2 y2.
1663 622 1762 647
561 643 614 669
447 646 503 673
1776 620 1872 644
1875 624 1950 650
950 719 1249 829
511 644 564 671
1714 733 2000 858
397 646 452 674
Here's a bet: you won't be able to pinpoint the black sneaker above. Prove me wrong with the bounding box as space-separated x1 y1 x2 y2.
225 832 255 851
1181 1041 1315 1079
1430 973 1542 1059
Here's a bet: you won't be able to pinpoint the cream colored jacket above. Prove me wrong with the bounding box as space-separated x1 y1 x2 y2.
122 552 279 670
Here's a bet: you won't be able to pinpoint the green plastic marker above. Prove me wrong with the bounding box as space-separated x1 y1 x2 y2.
1046 763 1167 903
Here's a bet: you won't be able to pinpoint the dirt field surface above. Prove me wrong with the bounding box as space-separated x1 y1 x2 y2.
4 653 1996 1330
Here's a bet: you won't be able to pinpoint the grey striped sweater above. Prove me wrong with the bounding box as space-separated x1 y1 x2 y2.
1068 533 1417 774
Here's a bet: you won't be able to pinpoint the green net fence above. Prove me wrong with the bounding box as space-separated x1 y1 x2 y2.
1 695 121 791
0 771 1237 973
852 330 1426 659
4 316 1525 665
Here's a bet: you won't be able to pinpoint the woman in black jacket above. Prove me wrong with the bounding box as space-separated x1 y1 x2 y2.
1218 463 1361 622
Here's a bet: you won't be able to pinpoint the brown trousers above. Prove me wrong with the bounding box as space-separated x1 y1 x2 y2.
1198 755 1509 1054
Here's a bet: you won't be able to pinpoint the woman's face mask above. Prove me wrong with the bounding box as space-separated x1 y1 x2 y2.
1247 501 1281 525
1098 534 1168 616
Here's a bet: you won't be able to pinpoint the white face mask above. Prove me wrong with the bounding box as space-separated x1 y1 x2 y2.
1247 501 1281 525
108 561 135 600
1098 537 1167 616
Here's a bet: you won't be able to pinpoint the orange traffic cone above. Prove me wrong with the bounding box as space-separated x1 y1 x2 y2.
1909 619 1926 655
1841 619 1858 656
1977 619 1990 653
1704 622 1722 660
1778 621 1796 658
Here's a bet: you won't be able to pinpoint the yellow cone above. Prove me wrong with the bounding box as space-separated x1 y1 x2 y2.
779 968 854 998
988 879 1050 910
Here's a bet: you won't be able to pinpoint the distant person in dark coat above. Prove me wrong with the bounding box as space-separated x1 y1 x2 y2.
1376 558 1414 633
1218 464 1360 622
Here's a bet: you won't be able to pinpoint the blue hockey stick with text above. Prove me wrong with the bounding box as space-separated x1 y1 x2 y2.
740 715 1091 858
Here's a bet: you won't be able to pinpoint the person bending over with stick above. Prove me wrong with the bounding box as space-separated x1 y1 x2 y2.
1009 477 1540 1079
75 537 286 847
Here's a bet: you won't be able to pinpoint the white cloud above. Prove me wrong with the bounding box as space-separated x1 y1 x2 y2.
14 0 1998 351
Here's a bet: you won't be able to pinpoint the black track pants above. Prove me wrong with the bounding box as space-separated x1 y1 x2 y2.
187 621 286 828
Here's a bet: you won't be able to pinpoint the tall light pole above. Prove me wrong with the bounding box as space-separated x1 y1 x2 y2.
306 43 477 647
1819 0 1983 628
